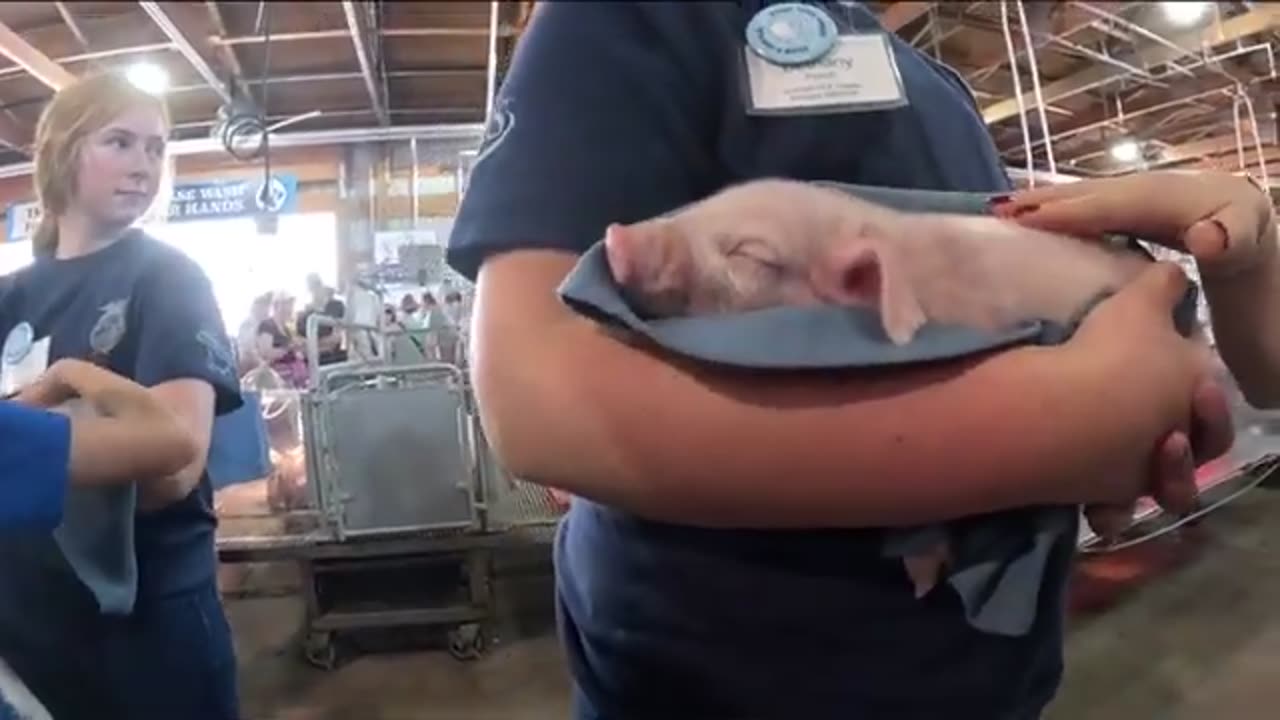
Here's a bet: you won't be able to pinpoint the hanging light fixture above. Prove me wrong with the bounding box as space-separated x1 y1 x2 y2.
1109 139 1141 163
125 62 169 95
1160 2 1210 27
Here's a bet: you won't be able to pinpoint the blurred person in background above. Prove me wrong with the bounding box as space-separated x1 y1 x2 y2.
257 292 305 387
297 272 347 366
398 293 423 329
236 292 272 374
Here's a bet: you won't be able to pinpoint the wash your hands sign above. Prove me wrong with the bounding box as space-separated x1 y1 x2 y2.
4 173 299 243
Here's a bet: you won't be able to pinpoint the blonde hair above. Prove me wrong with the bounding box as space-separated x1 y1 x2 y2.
32 72 171 255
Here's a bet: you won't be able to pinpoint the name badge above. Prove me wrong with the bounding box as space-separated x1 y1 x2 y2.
743 33 908 116
1 323 50 397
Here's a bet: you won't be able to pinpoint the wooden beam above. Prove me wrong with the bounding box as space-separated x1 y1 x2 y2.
982 5 1280 125
1183 145 1280 173
205 2 251 101
0 20 77 90
880 2 933 32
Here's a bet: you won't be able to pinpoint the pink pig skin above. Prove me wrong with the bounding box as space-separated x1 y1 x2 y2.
604 178 1202 599
604 178 1157 343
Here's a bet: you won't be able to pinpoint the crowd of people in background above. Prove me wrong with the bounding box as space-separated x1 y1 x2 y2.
234 274 470 387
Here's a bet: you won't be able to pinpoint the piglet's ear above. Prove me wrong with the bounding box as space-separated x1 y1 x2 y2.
812 240 927 346
604 223 635 286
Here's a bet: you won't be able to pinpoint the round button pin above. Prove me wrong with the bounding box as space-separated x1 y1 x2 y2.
746 3 839 67
3 322 33 365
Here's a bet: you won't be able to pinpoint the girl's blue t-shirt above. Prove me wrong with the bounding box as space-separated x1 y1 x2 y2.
0 401 70 533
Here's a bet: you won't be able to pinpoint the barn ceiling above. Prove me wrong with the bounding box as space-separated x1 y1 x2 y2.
0 1 1271 184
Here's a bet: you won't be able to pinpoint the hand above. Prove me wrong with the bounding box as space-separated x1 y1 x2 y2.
11 359 84 408
1084 377 1233 540
1065 263 1234 510
998 171 1277 280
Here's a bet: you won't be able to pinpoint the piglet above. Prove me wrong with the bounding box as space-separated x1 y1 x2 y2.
603 178 1199 598
604 179 1158 344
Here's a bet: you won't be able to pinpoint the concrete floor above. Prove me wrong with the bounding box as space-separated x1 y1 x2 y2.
228 482 1280 720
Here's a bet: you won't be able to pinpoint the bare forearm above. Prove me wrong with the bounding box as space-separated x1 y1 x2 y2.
1203 233 1280 407
484 322 1139 528
68 415 197 487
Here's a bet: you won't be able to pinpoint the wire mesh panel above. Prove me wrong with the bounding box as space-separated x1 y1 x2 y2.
476 417 568 531
313 366 481 539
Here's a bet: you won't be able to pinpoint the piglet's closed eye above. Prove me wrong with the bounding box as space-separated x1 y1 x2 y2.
812 241 928 346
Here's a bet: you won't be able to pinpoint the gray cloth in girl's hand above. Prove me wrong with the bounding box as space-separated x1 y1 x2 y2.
48 397 138 615
557 180 1201 638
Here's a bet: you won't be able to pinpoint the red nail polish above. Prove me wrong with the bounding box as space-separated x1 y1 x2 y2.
988 194 1012 206
1011 204 1040 218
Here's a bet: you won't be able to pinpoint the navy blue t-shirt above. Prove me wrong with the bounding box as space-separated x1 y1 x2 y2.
450 3 1072 719
0 230 241 619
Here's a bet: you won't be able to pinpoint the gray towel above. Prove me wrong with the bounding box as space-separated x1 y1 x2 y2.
45 399 137 614
558 181 1199 637
54 392 269 615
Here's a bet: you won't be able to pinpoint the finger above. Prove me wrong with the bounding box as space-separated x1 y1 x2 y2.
1189 378 1235 464
1150 431 1198 516
1008 192 1192 245
1002 179 1110 207
1183 200 1265 271
1085 503 1134 542
1113 262 1190 314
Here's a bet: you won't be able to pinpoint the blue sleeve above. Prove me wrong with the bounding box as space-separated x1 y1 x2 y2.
447 3 719 281
132 250 242 417
0 402 69 532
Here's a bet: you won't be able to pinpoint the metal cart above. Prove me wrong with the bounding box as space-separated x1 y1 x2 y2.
215 318 566 669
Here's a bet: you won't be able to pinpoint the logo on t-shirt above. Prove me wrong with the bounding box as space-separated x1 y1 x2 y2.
473 98 515 170
196 329 236 381
88 299 129 361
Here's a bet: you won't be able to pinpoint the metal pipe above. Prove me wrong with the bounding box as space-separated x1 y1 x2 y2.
1240 91 1270 186
1014 0 1057 174
1072 2 1198 78
1152 42 1276 80
1008 82 1241 156
1005 167 1084 185
166 68 484 95
1234 91 1247 171
0 123 485 179
211 27 515 47
1048 37 1157 81
1000 0 1036 184
54 2 91 52
410 137 419 228
169 109 478 133
138 1 232 104
484 0 500 126
341 0 388 126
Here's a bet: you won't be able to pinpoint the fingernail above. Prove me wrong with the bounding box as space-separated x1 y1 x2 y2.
1012 204 1040 218
987 194 1012 207
1206 219 1230 251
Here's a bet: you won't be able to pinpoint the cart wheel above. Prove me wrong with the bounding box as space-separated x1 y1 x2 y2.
302 631 342 671
447 623 486 662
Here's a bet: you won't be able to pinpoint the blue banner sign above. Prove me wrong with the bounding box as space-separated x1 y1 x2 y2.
5 173 299 243
167 174 298 222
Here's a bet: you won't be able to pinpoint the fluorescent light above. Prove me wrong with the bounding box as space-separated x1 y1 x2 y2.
126 62 169 95
1109 139 1141 163
1161 2 1210 26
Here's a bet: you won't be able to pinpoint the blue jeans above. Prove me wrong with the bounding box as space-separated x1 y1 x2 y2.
2 581 240 720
